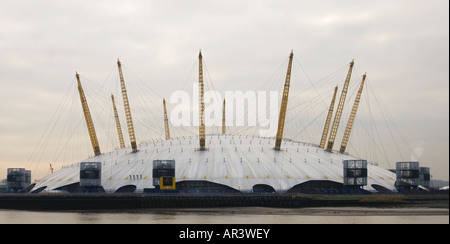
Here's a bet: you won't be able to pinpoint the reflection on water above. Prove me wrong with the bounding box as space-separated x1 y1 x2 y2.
0 207 448 224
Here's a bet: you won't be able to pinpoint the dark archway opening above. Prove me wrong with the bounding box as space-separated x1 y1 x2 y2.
176 181 241 193
115 185 137 193
252 184 276 193
287 180 344 194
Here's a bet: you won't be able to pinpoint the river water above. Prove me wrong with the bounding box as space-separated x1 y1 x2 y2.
0 207 448 224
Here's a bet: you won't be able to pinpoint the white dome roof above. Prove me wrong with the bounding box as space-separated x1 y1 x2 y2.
31 134 397 193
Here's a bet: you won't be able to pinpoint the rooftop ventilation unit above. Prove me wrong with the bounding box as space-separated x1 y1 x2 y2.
80 162 102 188
7 168 31 193
396 161 420 190
152 160 176 190
419 167 431 188
343 160 368 188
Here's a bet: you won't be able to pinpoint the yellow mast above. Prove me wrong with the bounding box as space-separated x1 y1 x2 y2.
222 99 226 134
117 59 138 152
111 94 125 149
319 85 338 149
326 59 354 152
339 73 366 154
275 50 294 150
76 72 101 156
163 98 171 140
198 50 206 150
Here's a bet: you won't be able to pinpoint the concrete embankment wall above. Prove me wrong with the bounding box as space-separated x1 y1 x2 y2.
0 193 447 210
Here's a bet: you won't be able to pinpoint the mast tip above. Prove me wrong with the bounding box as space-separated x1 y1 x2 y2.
350 59 355 66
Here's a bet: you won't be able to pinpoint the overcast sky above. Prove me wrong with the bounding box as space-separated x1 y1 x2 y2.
0 0 448 181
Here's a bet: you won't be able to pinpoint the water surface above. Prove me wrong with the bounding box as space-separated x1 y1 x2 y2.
1 207 448 224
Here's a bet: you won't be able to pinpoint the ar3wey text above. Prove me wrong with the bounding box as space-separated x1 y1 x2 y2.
179 228 270 241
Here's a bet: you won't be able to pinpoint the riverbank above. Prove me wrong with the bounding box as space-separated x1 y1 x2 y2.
308 193 449 209
0 193 448 210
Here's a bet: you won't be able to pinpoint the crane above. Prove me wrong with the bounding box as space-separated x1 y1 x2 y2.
163 98 171 140
339 73 367 154
198 50 206 150
275 50 294 151
326 59 354 152
76 72 101 156
117 59 138 152
111 94 125 149
319 85 338 149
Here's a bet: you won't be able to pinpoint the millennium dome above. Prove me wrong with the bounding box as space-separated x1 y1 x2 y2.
31 134 396 193
30 50 398 194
